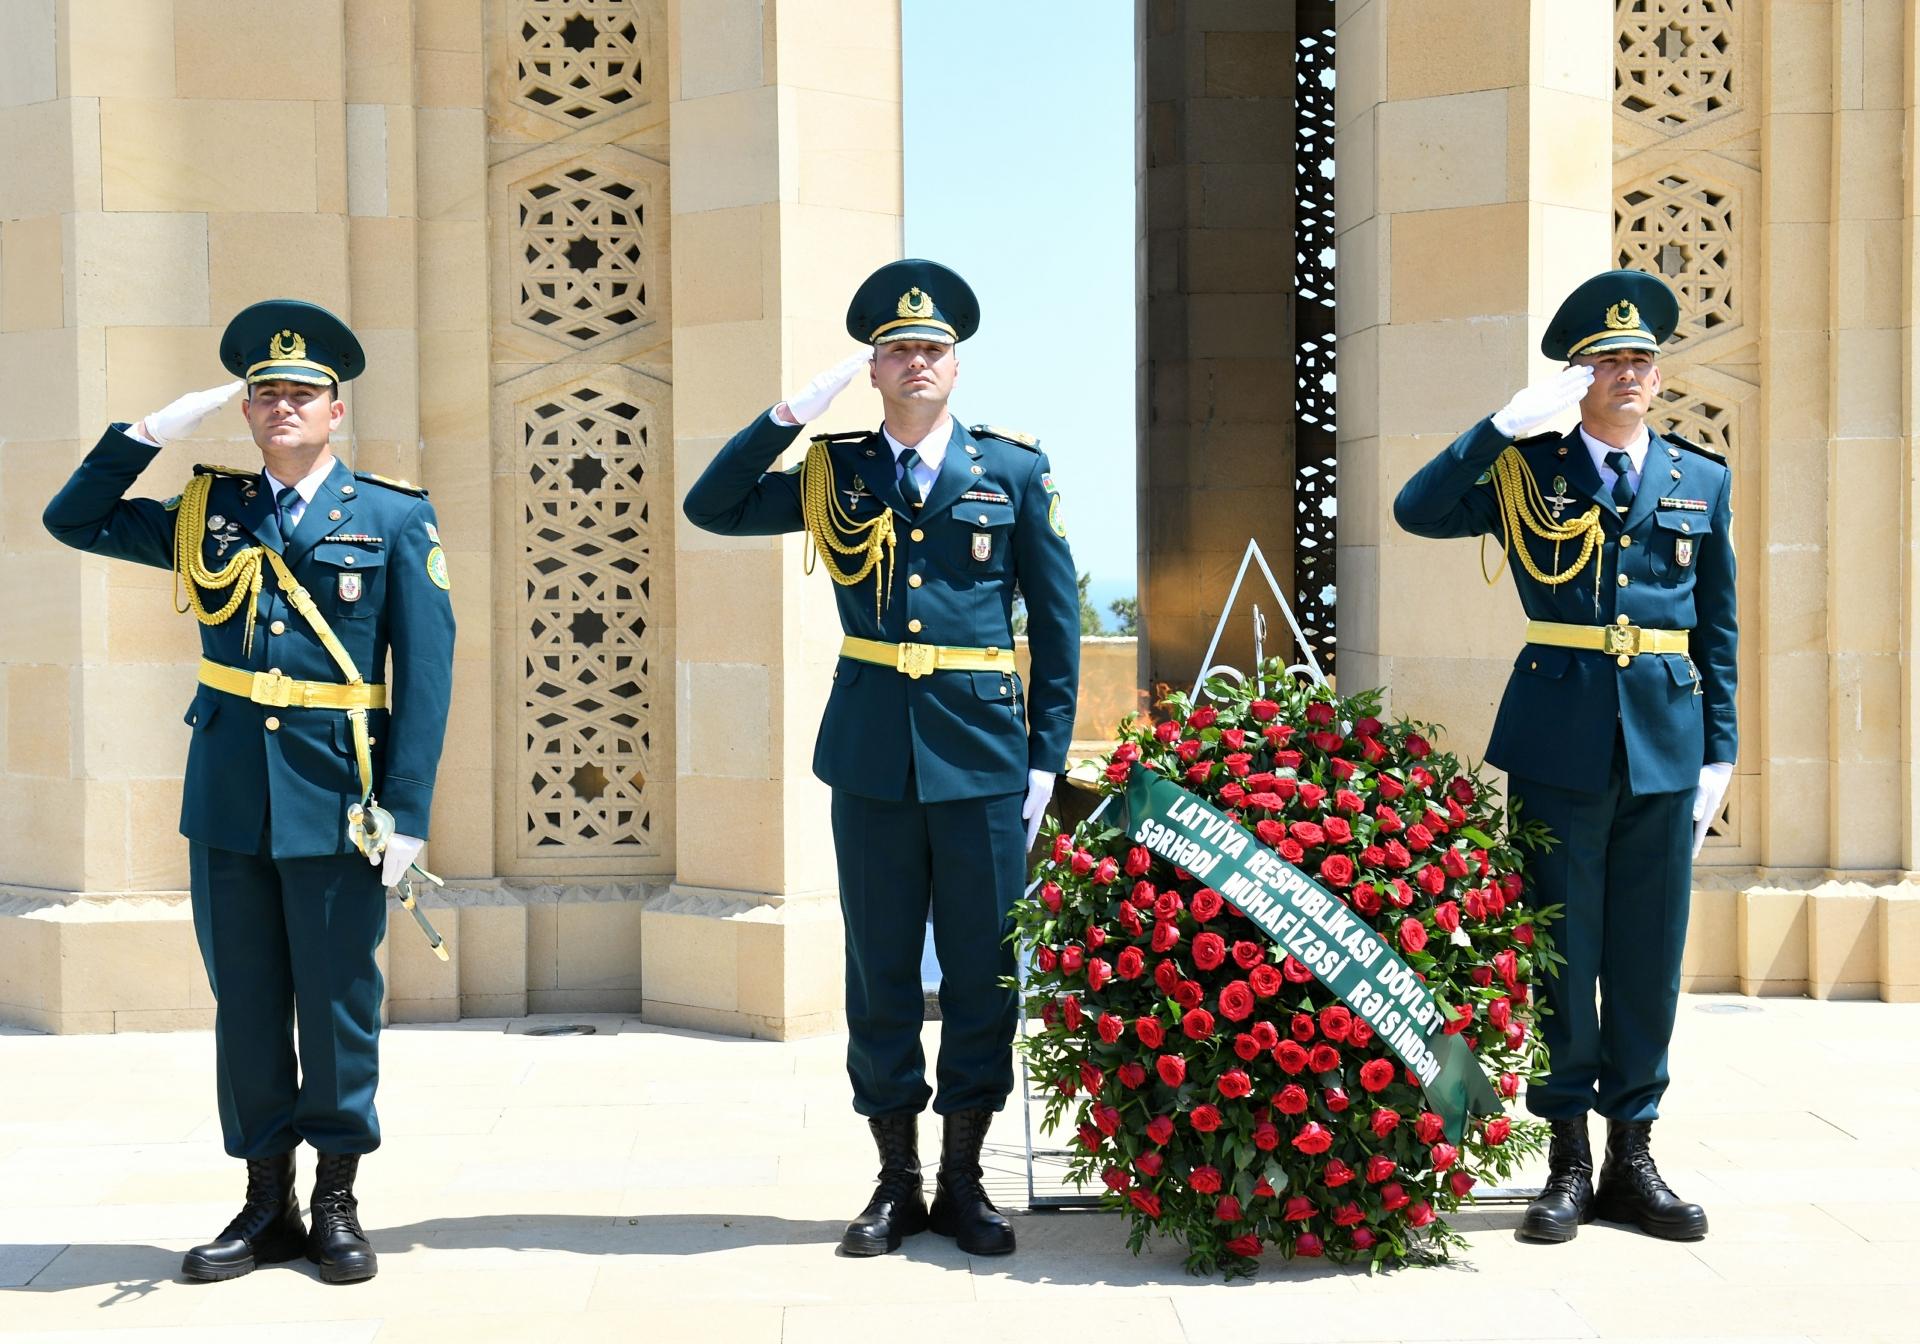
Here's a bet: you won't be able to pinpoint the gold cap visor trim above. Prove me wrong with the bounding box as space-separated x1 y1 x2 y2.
245 357 340 386
1565 330 1660 358
869 316 958 344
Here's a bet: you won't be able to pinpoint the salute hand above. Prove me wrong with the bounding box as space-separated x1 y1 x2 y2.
140 380 247 445
778 351 873 424
1491 365 1593 439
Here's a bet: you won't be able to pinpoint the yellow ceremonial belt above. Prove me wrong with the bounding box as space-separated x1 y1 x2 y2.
199 659 387 711
840 636 1017 680
1526 619 1689 660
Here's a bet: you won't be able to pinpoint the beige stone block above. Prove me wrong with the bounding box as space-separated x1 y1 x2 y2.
417 107 486 220
791 90 899 216
1738 888 1809 995
1880 890 1920 1000
0 97 99 217
682 661 773 779
418 329 487 441
1830 760 1900 872
670 85 779 215
457 902 527 1013
673 205 769 327
1335 0 1384 124
115 1007 214 1031
348 216 417 328
0 215 64 332
1680 884 1738 991
0 552 85 683
1765 114 1832 224
1375 90 1508 214
0 913 54 1017
1835 218 1901 329
345 102 389 218
1836 108 1902 220
0 777 84 889
1385 0 1522 101
63 0 174 98
0 439 82 555
1808 888 1879 999
316 97 347 216
639 903 738 1012
735 906 843 1024
1525 87 1609 212
1763 759 1829 868
125 778 188 890
79 662 192 781
384 101 416 218
678 0 764 99
172 0 344 101
425 764 491 880
207 212 349 319
344 0 411 105
1389 204 1526 324
1764 336 1831 442
71 211 209 328
773 0 897 104
418 48 482 110
105 583 199 665
56 913 200 1014
6 662 70 777
675 553 783 667
556 898 644 994
1183 227 1291 295
1834 328 1901 437
1377 315 1527 437
1767 223 1831 332
1765 0 1831 116
0 0 54 107
389 902 459 1023
100 98 316 213
417 0 482 52
673 775 788 893
1203 30 1290 98
103 327 226 427
1764 651 1828 763
1828 651 1900 764
418 220 488 331
526 899 557 991
667 318 782 439
349 327 418 443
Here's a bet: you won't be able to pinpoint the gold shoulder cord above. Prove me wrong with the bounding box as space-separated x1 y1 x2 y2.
800 440 896 620
1480 446 1606 609
173 473 268 654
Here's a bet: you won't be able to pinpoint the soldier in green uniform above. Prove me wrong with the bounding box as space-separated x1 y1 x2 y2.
1394 271 1735 1244
684 260 1080 1258
43 300 457 1283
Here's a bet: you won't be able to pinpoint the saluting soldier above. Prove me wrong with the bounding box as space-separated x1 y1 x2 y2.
684 259 1080 1258
1393 271 1735 1244
43 300 456 1283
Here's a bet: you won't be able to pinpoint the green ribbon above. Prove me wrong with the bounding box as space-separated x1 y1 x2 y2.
1122 771 1502 1144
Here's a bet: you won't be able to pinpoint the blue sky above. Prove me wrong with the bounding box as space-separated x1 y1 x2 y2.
902 3 1138 621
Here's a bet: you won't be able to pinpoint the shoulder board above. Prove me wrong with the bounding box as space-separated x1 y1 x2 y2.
1511 431 1561 448
810 430 873 445
353 470 430 497
969 424 1040 450
1663 431 1726 464
193 463 258 479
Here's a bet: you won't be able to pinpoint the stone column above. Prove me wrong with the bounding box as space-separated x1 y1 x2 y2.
654 0 902 1037
1336 0 1613 757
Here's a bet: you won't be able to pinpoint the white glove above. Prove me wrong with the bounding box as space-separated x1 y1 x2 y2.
1691 762 1733 858
1022 769 1056 853
377 833 426 888
138 380 246 446
1490 365 1594 439
774 351 871 425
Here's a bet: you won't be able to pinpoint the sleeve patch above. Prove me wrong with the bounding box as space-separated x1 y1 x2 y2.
426 545 450 590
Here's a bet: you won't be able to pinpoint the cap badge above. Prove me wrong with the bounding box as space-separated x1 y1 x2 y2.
269 329 308 361
1604 300 1641 332
897 287 935 320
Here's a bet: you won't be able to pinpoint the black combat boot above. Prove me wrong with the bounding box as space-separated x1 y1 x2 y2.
1519 1116 1595 1243
1592 1118 1708 1240
841 1112 929 1256
306 1153 378 1283
926 1108 1015 1256
181 1151 306 1281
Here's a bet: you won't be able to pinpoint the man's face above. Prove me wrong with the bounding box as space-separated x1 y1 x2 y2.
243 380 343 454
1573 350 1659 422
870 339 958 408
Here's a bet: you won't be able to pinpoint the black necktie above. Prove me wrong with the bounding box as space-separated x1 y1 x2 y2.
1605 450 1635 514
275 484 300 533
898 448 924 509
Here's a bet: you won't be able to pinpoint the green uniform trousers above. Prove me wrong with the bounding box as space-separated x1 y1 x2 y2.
1513 730 1694 1123
831 781 1026 1117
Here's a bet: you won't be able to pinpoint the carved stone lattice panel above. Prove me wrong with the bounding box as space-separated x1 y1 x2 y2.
1293 20 1337 673
1616 172 1737 351
518 382 660 857
513 0 649 126
1615 0 1736 133
1653 381 1734 460
513 162 654 348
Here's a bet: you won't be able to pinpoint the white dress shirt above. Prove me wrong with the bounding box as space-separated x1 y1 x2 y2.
1579 424 1650 498
883 418 951 498
263 456 336 533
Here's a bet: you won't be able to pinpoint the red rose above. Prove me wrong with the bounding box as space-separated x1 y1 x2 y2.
1465 890 1487 921
1102 1165 1131 1192
1224 751 1251 777
1153 719 1179 744
1349 1019 1375 1048
1274 1040 1309 1075
1115 947 1145 981
1152 960 1180 995
1183 763 1211 787
1224 1233 1263 1257
1070 848 1095 875
1039 881 1063 913
1441 848 1470 880
1118 1062 1148 1089
1442 1001 1473 1035
1251 1020 1279 1050
1181 1007 1215 1041
1188 704 1218 729
1218 981 1256 1022
1136 1151 1164 1177
1282 1195 1315 1221
1228 940 1263 970
1416 865 1447 897
1191 932 1227 971
1135 1014 1166 1049
1063 996 1083 1032
1323 1158 1356 1187
1092 1102 1121 1135
1351 883 1383 916
1289 1013 1315 1042
1433 900 1461 933
1278 839 1305 864
1430 1142 1458 1172
1215 1195 1244 1223
1407 1201 1436 1228
1281 956 1314 985
1513 922 1535 946
1317 1005 1353 1042
1298 782 1327 809
1105 760 1132 785
1217 782 1247 807
1485 1116 1512 1145
1253 818 1285 849
1217 1069 1253 1100
1231 1032 1261 1062
1128 880 1156 908
1292 1121 1333 1155
1275 1083 1308 1115
1294 1231 1325 1257
1059 944 1084 975
1252 1121 1281 1151
1153 889 1184 921
1377 774 1406 801
1248 964 1282 997
1410 765 1434 789
1324 815 1354 844
1359 1058 1395 1092
1096 1013 1124 1044
1150 922 1180 954
1499 1071 1520 1099
1117 903 1143 938
1175 738 1202 763
1413 1112 1444 1144
1145 1114 1174 1144
1405 733 1431 758
1087 958 1112 990
1189 887 1224 921
1370 1108 1399 1139
1155 1054 1186 1087
1036 946 1057 974
1187 1164 1222 1194
1350 1227 1378 1251
1319 854 1355 888
1290 821 1326 847
1307 1043 1340 1074
1387 879 1414 908
1121 845 1152 878
1250 698 1279 722
1051 834 1074 864
1309 731 1343 753
1383 841 1411 870
1450 1170 1476 1198
1128 1188 1163 1218
1380 1182 1410 1212
1077 1123 1101 1152
1172 979 1204 1008
1189 1104 1222 1133
1222 727 1246 750
1304 701 1335 726
1323 1086 1350 1113
1332 1201 1366 1227
1398 918 1428 954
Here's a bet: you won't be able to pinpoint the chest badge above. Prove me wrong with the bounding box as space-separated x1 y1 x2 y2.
338 571 364 603
1674 537 1695 569
971 531 993 562
1545 476 1574 521
207 518 243 558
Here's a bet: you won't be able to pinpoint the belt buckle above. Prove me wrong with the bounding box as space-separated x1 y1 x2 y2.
896 642 937 679
250 670 295 707
1603 623 1642 658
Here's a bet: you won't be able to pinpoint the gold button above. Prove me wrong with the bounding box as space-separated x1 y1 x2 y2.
1616 655 1630 668
1616 615 1630 626
986 647 999 657
978 514 989 524
1671 468 1681 479
269 620 286 635
328 508 342 521
1530 661 1538 670
908 619 923 633
1680 521 1691 533
1000 683 1009 694
343 555 355 565
970 465 983 475
908 574 923 588
265 716 281 731
910 528 925 542
268 666 282 675
341 485 355 495
1617 574 1630 587
1619 535 1632 547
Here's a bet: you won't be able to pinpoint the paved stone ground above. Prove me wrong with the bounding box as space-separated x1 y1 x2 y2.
2 994 1917 1343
